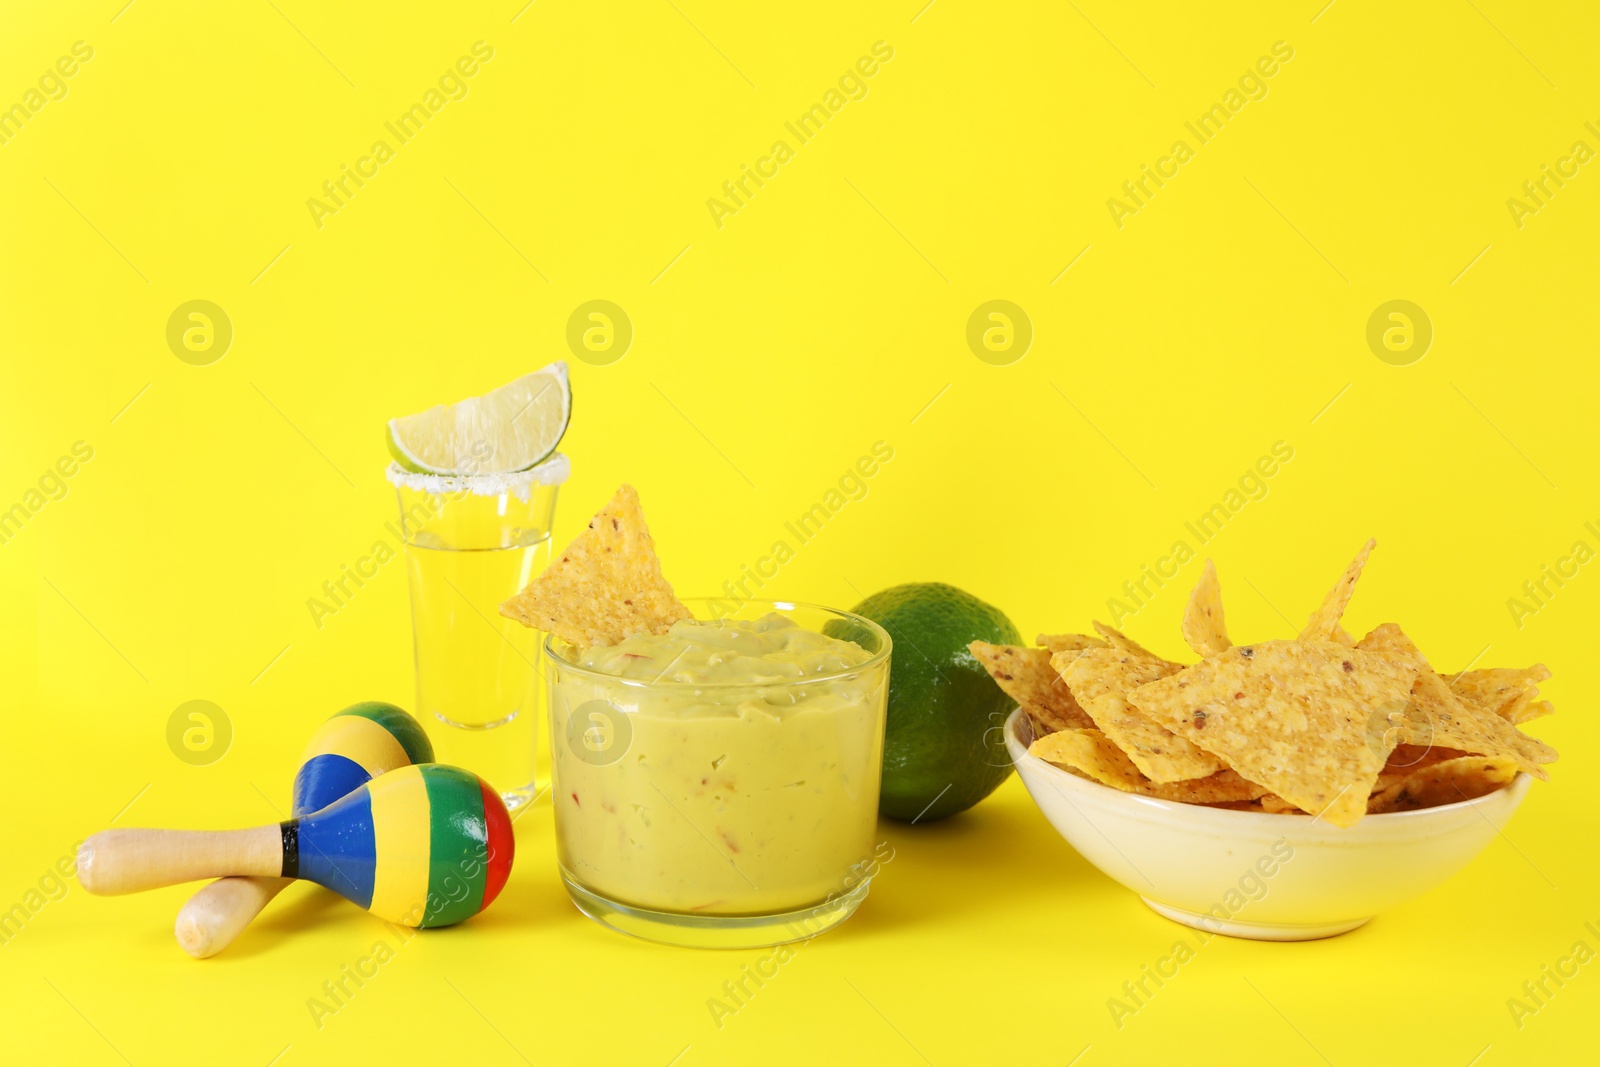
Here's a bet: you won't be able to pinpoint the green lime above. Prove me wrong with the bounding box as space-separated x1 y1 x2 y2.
386 361 571 475
850 582 1021 822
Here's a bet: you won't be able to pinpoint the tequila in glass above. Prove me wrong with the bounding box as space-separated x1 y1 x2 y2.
388 456 568 810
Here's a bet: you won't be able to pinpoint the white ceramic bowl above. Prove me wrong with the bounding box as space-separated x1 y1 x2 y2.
1005 708 1531 940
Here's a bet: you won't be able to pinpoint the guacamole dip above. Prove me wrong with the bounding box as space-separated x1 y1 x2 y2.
551 614 887 915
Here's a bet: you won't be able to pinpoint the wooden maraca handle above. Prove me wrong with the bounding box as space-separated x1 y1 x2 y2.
174 877 292 959
79 826 285 895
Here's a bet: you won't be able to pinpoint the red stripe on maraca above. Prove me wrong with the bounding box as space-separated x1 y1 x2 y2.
478 778 514 912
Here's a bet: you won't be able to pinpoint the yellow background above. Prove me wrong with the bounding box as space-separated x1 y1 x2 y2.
2 1 1597 1063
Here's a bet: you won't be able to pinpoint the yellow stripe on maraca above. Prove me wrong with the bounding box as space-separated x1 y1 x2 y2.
300 714 411 778
367 765 433 927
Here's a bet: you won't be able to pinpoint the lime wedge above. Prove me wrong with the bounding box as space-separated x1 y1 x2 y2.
386 362 571 475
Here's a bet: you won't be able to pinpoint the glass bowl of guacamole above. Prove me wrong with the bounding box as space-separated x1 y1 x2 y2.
543 599 892 948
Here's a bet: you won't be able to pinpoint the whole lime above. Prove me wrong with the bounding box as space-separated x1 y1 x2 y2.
850 583 1020 822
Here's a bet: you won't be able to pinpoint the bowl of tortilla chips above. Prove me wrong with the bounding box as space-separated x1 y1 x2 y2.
981 542 1556 940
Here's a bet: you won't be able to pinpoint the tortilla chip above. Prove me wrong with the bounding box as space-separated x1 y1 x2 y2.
1056 646 1221 783
1367 756 1519 814
1355 623 1460 751
1448 666 1552 724
1181 560 1231 658
1385 742 1450 768
1403 700 1554 779
1520 700 1555 724
1299 539 1376 642
1352 622 1423 654
1369 744 1467 796
1259 794 1305 815
1093 621 1162 660
1154 771 1271 805
970 641 1094 733
1036 632 1108 654
1028 729 1266 804
499 484 691 646
1129 640 1418 827
1356 625 1555 780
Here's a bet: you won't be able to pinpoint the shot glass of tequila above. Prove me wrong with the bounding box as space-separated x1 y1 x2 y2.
387 454 569 810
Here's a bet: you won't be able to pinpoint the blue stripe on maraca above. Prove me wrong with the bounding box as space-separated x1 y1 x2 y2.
295 784 377 909
292 754 372 817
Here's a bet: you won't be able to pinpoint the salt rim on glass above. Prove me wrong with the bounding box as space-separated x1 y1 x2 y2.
384 452 570 503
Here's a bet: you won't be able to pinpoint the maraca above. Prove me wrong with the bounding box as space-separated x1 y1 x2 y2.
81 764 513 927
175 701 434 957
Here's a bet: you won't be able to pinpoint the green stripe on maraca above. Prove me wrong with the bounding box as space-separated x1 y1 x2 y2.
332 701 434 767
294 703 432 816
420 765 490 925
